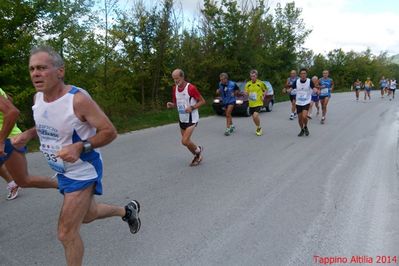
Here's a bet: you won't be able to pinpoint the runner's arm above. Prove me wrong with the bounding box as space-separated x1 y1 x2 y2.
0 95 19 143
58 92 117 163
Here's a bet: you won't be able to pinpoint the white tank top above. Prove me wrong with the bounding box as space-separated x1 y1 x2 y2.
33 86 102 180
175 83 199 123
295 78 312 106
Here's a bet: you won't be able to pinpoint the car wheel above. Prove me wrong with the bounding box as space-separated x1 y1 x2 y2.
245 106 251 117
266 101 273 112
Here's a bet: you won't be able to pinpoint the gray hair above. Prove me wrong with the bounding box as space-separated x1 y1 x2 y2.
250 69 258 76
30 46 64 68
219 72 229 79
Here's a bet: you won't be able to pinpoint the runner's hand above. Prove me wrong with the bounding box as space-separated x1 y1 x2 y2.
57 142 83 163
166 102 175 108
10 132 30 149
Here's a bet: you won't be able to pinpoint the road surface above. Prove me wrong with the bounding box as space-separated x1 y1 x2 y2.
1 91 399 265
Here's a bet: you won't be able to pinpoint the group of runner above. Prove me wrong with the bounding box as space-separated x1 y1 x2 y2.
378 76 397 100
353 76 397 101
284 69 334 135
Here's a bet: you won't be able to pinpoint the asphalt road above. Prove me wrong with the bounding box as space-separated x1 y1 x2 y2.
1 91 399 266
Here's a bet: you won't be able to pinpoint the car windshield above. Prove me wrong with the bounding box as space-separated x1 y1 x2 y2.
236 82 246 92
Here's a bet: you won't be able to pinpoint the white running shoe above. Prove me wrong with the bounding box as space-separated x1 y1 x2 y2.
7 182 20 200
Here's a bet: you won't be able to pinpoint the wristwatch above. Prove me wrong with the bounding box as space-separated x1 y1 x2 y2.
82 140 93 153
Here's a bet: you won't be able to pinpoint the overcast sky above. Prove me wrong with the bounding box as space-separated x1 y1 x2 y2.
146 0 399 56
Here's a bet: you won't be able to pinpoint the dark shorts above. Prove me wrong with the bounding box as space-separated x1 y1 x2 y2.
179 122 198 130
296 104 310 114
223 102 235 108
57 174 103 195
0 139 27 166
289 94 296 102
311 95 319 102
319 95 330 100
249 106 261 115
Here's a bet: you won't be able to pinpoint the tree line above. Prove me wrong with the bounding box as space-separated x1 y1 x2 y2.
1 0 398 129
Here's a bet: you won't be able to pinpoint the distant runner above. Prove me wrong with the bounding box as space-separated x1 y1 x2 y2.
167 69 206 166
284 70 298 120
364 77 374 101
353 78 362 101
308 76 320 119
244 69 267 136
291 68 317 136
216 73 239 136
379 76 387 98
319 70 334 124
388 78 396 101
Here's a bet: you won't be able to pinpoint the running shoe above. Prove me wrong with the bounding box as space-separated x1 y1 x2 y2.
7 182 20 200
256 127 263 136
122 200 141 234
289 113 294 120
307 114 312 119
304 127 309 136
298 129 305 137
230 124 236 132
293 112 297 118
190 146 203 166
316 110 320 116
224 128 231 136
321 117 325 124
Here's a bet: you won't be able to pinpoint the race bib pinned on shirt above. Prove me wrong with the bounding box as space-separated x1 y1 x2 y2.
40 144 65 173
320 88 329 96
177 100 187 114
297 90 307 102
249 92 257 101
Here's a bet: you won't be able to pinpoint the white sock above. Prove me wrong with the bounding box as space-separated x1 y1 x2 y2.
195 146 201 154
7 181 17 189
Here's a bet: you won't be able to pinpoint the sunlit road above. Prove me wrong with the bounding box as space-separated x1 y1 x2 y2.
1 91 399 265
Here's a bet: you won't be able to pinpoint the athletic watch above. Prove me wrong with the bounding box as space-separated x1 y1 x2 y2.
82 140 93 153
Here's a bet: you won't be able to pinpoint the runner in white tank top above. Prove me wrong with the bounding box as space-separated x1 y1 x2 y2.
167 69 206 166
20 46 141 265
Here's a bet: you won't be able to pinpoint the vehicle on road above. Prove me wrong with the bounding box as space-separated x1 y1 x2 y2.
212 81 274 116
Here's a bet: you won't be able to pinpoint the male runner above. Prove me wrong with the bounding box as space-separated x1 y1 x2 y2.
167 69 206 166
291 68 317 136
16 46 141 266
353 79 362 101
245 69 267 136
284 70 298 120
388 78 396 100
379 76 387 98
216 73 239 136
319 70 334 124
364 77 374 101
0 88 22 200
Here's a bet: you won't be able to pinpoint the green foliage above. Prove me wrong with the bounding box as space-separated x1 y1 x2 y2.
0 0 398 133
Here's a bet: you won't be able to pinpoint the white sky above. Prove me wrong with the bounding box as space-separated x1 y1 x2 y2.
167 0 399 56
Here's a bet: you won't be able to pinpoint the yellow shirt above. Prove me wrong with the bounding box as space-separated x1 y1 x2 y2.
0 88 22 137
245 80 266 107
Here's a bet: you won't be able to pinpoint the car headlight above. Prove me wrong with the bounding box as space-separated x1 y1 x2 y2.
235 99 243 104
213 99 220 103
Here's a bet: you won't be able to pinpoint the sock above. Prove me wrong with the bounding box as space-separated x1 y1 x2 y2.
195 146 201 154
7 181 16 189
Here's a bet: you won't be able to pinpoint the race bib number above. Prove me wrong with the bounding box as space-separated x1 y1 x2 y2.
320 88 329 95
297 90 307 102
177 100 186 114
41 144 65 173
249 92 257 101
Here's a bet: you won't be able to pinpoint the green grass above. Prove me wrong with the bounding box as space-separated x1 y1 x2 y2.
110 102 215 134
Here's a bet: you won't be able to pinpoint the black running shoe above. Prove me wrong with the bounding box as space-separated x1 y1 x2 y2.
298 129 305 137
190 146 203 166
122 200 141 234
304 127 309 136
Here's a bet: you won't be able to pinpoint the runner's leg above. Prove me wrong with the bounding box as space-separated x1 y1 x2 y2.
58 184 94 266
5 150 58 188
